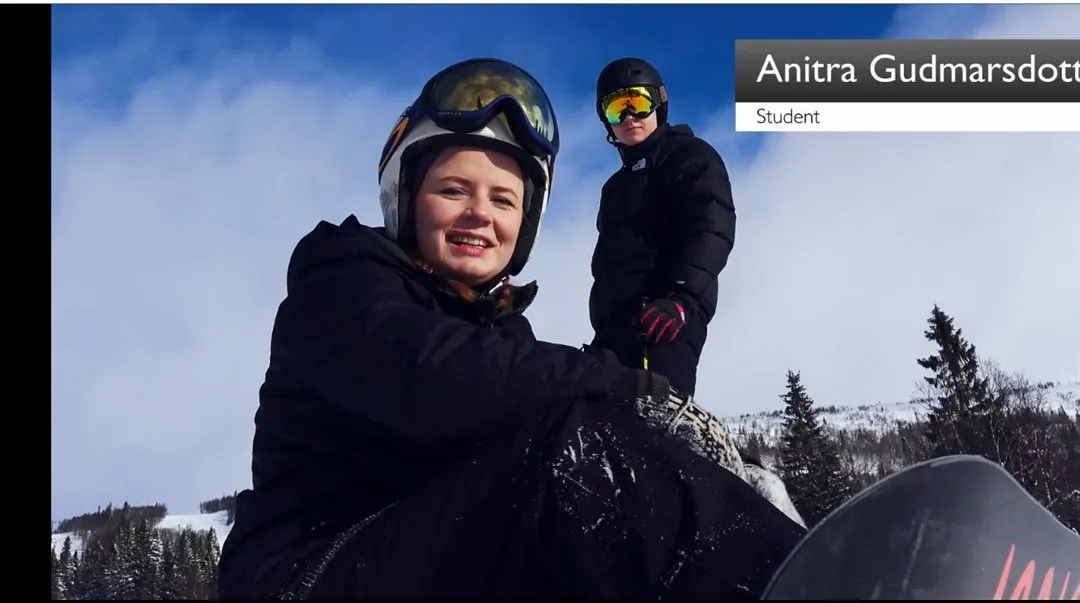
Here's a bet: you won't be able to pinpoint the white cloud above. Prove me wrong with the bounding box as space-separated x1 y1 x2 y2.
51 5 1079 520
684 5 1079 415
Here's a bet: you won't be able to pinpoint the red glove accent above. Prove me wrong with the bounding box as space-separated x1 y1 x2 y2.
635 296 687 344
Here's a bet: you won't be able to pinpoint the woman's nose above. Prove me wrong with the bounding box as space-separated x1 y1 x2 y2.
463 198 494 222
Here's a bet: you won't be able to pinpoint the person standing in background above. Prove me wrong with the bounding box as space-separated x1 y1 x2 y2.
587 57 738 398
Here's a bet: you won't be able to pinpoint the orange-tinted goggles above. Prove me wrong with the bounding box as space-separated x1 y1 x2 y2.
600 87 656 125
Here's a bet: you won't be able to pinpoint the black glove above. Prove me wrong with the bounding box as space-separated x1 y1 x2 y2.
635 295 687 344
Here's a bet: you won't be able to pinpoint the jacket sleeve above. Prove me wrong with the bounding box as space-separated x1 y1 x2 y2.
274 255 628 448
662 139 736 310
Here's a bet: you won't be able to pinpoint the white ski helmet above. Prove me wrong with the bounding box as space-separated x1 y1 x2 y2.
376 58 560 278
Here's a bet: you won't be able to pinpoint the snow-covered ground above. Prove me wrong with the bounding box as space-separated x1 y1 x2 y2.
51 510 232 556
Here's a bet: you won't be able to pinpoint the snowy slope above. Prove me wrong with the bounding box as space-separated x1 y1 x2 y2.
724 381 1079 448
51 510 232 556
725 399 925 447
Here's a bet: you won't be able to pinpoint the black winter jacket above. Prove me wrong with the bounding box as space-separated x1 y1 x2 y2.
589 123 736 331
218 216 640 598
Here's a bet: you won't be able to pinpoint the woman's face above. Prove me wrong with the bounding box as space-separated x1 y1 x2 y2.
414 146 525 287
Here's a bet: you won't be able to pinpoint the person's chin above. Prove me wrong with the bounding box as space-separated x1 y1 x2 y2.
445 258 494 285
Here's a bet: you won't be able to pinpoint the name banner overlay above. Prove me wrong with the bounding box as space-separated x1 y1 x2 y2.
733 39 1080 132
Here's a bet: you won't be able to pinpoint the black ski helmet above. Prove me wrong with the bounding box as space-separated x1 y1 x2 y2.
595 57 669 127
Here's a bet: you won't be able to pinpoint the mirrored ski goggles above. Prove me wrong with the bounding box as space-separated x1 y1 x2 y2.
600 86 657 125
392 59 559 162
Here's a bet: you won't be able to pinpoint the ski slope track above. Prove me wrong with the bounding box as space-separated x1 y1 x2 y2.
51 510 233 556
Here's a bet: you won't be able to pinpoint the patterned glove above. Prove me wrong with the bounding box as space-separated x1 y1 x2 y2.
641 387 809 527
632 385 743 477
608 369 808 527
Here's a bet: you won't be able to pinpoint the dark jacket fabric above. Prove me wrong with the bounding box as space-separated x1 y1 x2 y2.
217 215 633 598
294 394 806 600
218 214 803 600
588 123 736 332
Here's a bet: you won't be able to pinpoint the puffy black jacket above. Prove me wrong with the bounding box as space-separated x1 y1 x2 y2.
589 123 736 331
218 215 635 597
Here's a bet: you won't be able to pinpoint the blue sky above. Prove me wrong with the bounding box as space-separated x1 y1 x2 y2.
50 5 1078 522
52 2 911 233
52 3 901 161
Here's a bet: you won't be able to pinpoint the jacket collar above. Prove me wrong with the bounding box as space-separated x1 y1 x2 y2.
616 122 670 167
411 254 539 323
615 122 698 169
305 216 539 325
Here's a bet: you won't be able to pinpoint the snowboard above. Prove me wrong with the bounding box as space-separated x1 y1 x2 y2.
762 454 1080 600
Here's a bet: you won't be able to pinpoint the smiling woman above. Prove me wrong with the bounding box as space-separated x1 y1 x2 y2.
413 147 527 288
216 56 806 600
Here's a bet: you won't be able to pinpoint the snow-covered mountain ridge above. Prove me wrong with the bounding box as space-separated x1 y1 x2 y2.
725 399 922 447
723 381 1079 448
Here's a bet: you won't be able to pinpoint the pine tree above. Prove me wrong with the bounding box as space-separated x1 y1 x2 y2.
174 528 200 599
778 370 818 480
69 550 80 599
51 546 61 600
105 510 137 599
56 536 76 599
130 518 164 598
159 536 177 600
777 370 857 526
743 432 765 464
203 527 221 599
917 304 999 458
1041 410 1080 531
74 534 109 600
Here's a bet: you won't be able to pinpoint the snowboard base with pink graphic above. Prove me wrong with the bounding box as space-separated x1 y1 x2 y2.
762 455 1080 600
